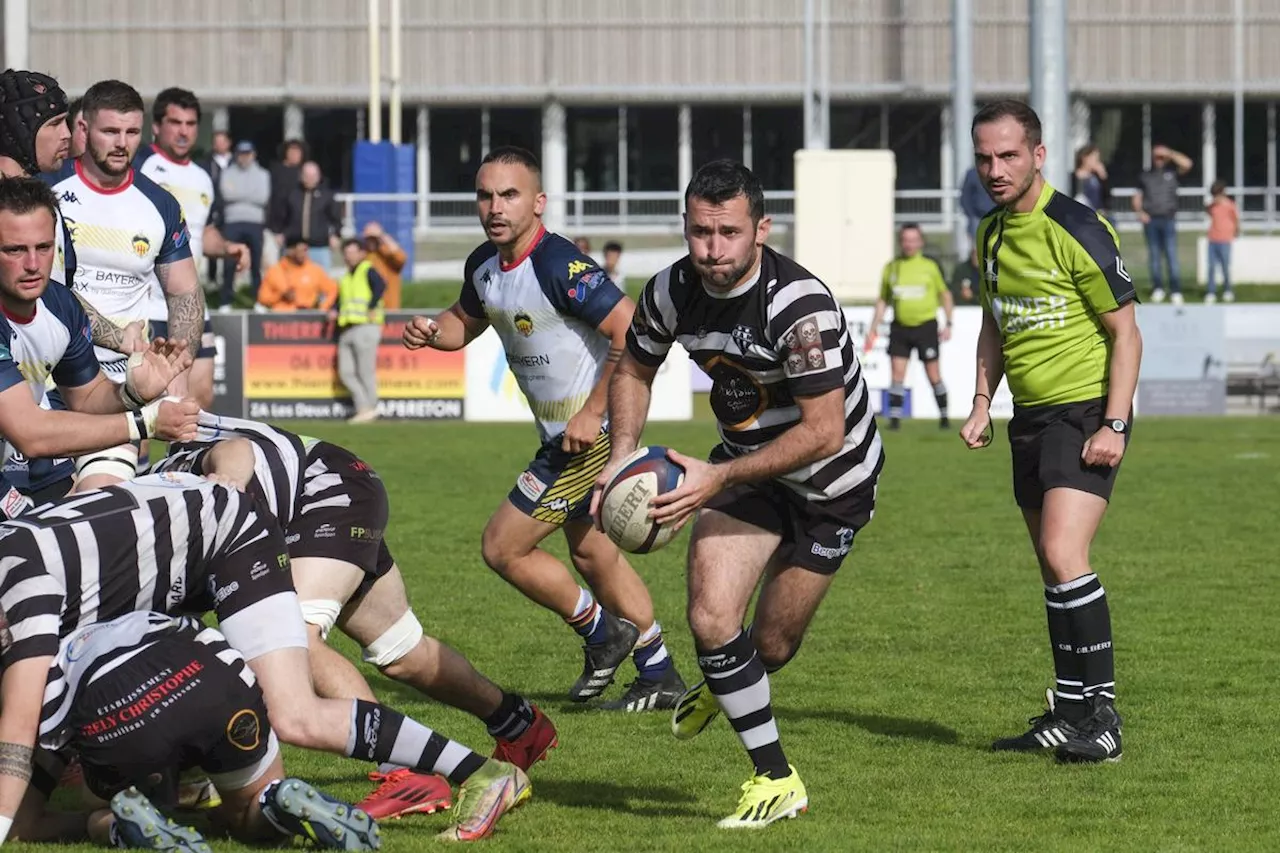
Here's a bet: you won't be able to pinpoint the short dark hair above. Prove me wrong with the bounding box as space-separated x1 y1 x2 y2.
152 87 201 123
685 159 765 223
0 175 60 224
900 222 923 235
65 96 82 129
481 145 541 178
972 99 1042 149
341 237 364 252
284 233 307 248
603 241 623 254
1211 179 1227 195
80 79 144 122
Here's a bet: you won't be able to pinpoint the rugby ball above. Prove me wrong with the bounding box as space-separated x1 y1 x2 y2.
598 446 686 554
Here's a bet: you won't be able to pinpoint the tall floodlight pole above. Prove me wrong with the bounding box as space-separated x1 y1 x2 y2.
1234 0 1245 205
952 0 975 257
803 0 816 147
1029 0 1070 191
368 0 382 143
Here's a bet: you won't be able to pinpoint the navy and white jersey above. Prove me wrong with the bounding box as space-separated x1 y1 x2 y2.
45 160 192 380
460 228 624 443
135 146 215 323
38 610 254 752
0 284 99 486
628 246 883 501
153 412 310 525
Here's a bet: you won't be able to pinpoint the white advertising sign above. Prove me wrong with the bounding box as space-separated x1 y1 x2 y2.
464 328 692 424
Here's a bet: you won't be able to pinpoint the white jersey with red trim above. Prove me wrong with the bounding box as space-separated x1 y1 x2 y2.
135 146 214 322
44 160 193 379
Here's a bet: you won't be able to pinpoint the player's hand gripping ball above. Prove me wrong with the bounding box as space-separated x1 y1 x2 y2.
597 446 686 554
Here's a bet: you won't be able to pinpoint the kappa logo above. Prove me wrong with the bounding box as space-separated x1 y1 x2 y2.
1115 257 1132 283
60 190 79 205
566 259 592 278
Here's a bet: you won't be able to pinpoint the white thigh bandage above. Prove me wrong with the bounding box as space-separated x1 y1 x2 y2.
361 610 424 667
208 730 280 793
299 599 344 641
75 444 140 482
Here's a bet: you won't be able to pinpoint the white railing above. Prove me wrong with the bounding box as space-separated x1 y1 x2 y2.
337 186 1280 239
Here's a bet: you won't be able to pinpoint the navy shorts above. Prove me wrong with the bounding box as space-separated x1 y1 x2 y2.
508 428 612 526
149 317 216 360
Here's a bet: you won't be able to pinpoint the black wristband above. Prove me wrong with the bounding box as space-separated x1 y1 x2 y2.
974 393 992 405
132 410 149 440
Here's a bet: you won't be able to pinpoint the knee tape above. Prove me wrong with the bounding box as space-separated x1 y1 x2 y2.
362 610 424 667
299 599 344 641
75 445 140 483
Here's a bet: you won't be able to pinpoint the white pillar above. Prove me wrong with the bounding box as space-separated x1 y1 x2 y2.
617 106 629 225
678 104 693 192
1267 102 1276 225
802 0 831 149
742 105 753 170
1202 101 1217 197
4 0 29 70
542 101 567 231
1029 0 1070 191
416 106 430 233
367 0 382 143
480 107 491 159
212 107 230 134
951 0 974 255
283 102 304 143
940 104 955 240
1070 97 1091 155
388 0 402 144
1234 0 1245 204
1141 103 1152 170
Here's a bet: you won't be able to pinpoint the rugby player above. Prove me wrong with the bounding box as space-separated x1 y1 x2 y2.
403 146 684 711
865 222 955 430
592 160 884 828
23 611 379 851
153 411 558 820
45 79 206 491
960 100 1140 763
0 176 198 517
0 474 531 843
135 86 250 410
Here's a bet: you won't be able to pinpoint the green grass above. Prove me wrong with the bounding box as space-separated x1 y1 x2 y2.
30 414 1280 851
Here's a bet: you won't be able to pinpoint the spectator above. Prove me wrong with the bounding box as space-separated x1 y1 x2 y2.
265 138 307 269
276 161 343 271
1133 142 1194 305
331 238 386 423
959 165 995 256
218 140 272 310
1204 179 1239 304
259 235 338 312
573 236 591 254
602 240 624 288
362 220 407 310
1072 144 1109 214
202 130 233 284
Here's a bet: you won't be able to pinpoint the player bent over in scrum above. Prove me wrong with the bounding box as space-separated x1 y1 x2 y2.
18 611 378 851
593 161 885 828
152 412 556 820
0 474 530 843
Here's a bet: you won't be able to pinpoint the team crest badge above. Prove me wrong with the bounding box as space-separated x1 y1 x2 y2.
132 234 151 257
514 311 534 337
200 192 210 208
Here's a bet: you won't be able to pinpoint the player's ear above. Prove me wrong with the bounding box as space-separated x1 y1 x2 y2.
755 215 772 246
1033 143 1047 171
533 191 547 217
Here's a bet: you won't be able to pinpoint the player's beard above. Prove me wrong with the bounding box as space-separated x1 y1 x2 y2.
88 141 131 178
1003 169 1038 209
698 245 758 292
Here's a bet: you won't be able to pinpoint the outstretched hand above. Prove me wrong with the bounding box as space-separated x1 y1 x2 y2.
129 337 193 402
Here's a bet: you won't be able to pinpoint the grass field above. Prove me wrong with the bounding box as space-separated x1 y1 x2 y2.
27 414 1280 852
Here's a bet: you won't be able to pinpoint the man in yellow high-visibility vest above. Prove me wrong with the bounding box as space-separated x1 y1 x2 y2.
332 238 386 423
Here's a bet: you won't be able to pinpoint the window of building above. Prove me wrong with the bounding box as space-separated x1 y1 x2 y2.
567 107 620 192
625 107 678 191
430 108 482 193
750 105 804 190
692 106 744 170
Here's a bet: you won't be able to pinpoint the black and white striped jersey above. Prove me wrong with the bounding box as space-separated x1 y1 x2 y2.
38 610 255 751
155 411 309 524
0 472 263 671
627 246 884 500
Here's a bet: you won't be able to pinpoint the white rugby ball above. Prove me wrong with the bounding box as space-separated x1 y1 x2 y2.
598 446 686 554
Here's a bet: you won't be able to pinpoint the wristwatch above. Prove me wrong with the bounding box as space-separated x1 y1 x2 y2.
1104 418 1128 434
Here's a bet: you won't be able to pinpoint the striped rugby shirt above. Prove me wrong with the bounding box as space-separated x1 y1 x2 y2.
628 245 883 500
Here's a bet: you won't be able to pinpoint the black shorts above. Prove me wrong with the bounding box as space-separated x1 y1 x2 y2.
704 475 878 575
289 442 394 593
67 632 273 806
149 318 216 360
508 427 611 526
887 320 940 362
1008 396 1131 510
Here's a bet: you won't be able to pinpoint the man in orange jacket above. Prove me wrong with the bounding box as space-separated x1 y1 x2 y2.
258 235 338 311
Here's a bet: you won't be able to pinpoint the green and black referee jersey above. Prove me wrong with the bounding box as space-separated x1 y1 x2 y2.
879 253 948 361
977 182 1138 509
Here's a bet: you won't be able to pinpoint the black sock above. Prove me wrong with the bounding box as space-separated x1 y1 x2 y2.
483 691 535 741
1063 574 1116 706
698 631 789 779
1044 581 1087 723
347 700 487 785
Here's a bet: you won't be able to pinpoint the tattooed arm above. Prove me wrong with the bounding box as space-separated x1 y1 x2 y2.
157 257 206 360
0 656 54 832
71 294 145 354
560 296 635 454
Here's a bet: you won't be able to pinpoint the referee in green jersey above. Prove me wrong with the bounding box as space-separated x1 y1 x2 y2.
960 100 1143 764
866 223 955 430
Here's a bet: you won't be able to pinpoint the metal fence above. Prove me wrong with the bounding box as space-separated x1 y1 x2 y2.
338 186 1280 239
